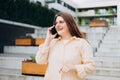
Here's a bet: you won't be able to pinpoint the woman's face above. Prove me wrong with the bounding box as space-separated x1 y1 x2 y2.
55 16 70 37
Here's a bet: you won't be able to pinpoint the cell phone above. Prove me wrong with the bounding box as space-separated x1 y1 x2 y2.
50 26 57 35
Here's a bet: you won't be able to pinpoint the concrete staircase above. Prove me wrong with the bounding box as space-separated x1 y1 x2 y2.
86 27 108 54
0 27 120 80
0 52 44 80
90 27 120 80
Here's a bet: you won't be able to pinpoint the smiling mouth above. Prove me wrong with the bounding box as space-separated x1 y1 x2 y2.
58 28 63 31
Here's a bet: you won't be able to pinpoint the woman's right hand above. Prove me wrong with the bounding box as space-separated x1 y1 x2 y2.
44 26 57 46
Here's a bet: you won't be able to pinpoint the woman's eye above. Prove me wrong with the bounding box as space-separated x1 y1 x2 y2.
55 20 64 25
60 21 64 23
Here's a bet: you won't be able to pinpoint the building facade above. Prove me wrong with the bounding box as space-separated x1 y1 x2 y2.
33 0 120 27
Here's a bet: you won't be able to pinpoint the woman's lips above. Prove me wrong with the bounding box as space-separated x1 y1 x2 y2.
57 28 63 31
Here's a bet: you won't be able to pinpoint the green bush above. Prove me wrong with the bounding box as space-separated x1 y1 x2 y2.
30 55 36 62
0 0 55 27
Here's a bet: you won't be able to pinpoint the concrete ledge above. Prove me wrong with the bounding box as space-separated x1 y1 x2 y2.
0 68 44 80
86 75 120 80
4 46 38 54
95 52 120 57
94 57 120 68
100 44 120 48
0 53 32 69
97 47 120 53
0 19 41 29
95 67 120 77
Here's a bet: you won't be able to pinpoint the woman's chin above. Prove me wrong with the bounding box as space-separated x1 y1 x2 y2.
58 30 65 36
58 33 61 36
58 32 62 35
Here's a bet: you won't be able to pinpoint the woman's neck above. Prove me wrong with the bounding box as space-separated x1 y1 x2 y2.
61 34 72 40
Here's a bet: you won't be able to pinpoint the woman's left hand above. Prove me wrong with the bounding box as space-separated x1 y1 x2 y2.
60 64 76 73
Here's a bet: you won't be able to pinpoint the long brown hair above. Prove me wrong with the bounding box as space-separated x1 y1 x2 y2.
53 12 85 39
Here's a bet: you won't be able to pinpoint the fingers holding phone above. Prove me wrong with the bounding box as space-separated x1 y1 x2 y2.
49 25 58 38
50 26 57 35
44 26 57 46
46 26 58 40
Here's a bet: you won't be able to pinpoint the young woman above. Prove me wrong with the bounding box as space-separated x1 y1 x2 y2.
35 12 95 80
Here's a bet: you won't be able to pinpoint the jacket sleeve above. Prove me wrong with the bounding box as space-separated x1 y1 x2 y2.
35 39 56 64
75 39 96 79
35 44 50 64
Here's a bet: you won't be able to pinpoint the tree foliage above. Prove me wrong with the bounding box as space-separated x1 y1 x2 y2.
0 0 56 27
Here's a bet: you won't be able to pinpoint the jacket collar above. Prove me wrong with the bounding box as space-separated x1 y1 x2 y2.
55 36 78 42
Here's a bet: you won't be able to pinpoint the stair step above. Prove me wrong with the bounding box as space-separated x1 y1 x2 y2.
87 27 108 33
94 57 120 68
95 67 120 77
104 35 120 41
0 53 33 69
0 67 21 75
105 30 120 33
4 46 38 54
0 53 32 58
95 52 120 57
0 68 44 80
97 47 120 52
102 40 120 44
100 44 120 48
86 75 120 80
104 35 120 38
